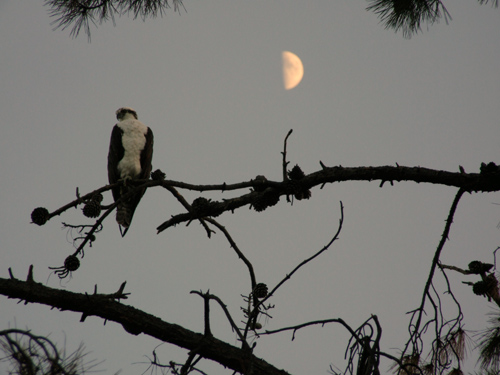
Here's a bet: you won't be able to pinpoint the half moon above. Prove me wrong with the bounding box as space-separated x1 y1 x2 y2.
282 51 304 90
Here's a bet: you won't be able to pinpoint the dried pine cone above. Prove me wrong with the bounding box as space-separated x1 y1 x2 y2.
295 188 311 200
285 180 311 201
252 175 268 192
253 191 280 212
191 197 211 215
151 169 166 181
64 255 80 272
288 165 305 180
472 281 488 296
468 260 494 275
253 283 268 298
480 162 499 174
82 200 101 218
472 275 498 298
91 193 103 203
31 207 50 226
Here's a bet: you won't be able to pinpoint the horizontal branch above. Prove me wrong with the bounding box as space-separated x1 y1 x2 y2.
307 164 500 192
155 165 499 233
149 164 500 193
0 268 290 375
36 164 499 235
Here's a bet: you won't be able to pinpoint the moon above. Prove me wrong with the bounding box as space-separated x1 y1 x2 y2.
282 51 304 90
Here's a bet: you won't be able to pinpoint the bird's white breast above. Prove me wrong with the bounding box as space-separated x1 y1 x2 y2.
117 119 148 179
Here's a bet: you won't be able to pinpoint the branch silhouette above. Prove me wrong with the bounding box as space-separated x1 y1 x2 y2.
34 164 500 234
0 268 290 375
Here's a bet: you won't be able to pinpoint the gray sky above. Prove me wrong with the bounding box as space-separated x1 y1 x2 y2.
1 1 499 374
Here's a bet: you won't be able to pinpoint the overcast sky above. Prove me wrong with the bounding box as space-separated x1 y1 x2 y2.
1 1 499 374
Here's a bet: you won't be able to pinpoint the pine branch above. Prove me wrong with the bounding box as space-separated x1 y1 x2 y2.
156 164 500 232
44 0 184 40
366 0 451 38
0 268 290 375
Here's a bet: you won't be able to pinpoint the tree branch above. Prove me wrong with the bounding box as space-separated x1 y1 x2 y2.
35 164 499 235
0 270 290 375
204 218 257 290
255 201 344 309
403 187 466 361
154 164 499 232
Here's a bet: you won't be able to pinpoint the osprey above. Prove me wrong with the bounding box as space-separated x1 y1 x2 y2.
107 107 154 237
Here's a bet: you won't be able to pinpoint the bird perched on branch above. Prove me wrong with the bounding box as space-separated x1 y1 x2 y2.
107 107 154 236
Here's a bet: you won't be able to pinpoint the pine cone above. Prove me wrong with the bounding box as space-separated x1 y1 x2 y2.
480 162 500 174
468 260 494 275
472 281 488 296
91 193 103 203
64 255 80 272
285 180 311 200
31 207 50 226
295 188 311 200
252 175 268 192
472 275 498 297
288 165 305 180
82 201 101 218
151 169 166 181
253 191 280 212
191 197 211 215
253 283 268 298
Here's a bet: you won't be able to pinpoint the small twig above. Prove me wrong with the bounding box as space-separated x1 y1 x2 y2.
263 318 347 338
71 201 118 258
48 182 121 220
257 201 343 308
161 184 212 237
204 218 256 290
282 129 293 182
203 291 212 337
181 351 201 375
439 264 471 275
190 291 250 350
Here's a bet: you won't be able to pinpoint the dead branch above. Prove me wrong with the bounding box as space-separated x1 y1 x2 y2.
0 268 289 375
402 188 466 366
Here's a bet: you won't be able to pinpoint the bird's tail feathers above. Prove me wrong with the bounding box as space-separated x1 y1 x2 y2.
116 201 133 237
118 224 129 238
115 185 146 237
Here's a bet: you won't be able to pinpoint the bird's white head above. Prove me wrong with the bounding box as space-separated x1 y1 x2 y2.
116 107 138 121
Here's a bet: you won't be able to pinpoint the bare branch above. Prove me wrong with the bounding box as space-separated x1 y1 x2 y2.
0 271 289 375
256 201 344 309
190 291 250 351
281 129 293 182
403 188 466 363
204 218 257 290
